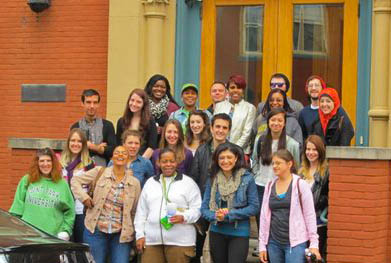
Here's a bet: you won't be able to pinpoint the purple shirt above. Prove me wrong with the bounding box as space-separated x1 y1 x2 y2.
151 148 193 176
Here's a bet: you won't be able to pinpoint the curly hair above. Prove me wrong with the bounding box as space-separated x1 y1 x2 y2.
29 148 62 184
144 74 179 106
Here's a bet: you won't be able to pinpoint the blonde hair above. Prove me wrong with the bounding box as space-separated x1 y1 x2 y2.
299 135 328 181
60 128 92 168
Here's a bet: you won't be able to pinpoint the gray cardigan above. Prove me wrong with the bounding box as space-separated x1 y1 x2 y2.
251 112 303 148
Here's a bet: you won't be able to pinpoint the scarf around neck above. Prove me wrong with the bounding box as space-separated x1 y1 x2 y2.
65 156 82 185
318 88 340 135
78 117 106 166
209 168 246 211
149 95 169 120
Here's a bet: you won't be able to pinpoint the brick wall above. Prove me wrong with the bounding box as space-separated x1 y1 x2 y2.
0 0 109 209
327 153 391 262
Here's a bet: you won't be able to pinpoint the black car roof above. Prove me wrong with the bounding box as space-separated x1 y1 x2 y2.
0 209 89 252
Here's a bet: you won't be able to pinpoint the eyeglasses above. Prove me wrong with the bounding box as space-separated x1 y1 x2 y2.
270 83 285 88
308 84 321 88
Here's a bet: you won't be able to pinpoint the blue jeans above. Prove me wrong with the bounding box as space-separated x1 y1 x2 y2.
83 228 131 263
267 238 306 263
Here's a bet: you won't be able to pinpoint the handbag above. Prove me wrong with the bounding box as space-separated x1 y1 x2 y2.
201 226 214 263
83 167 105 214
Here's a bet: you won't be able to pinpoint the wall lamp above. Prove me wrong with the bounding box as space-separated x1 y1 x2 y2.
28 0 51 13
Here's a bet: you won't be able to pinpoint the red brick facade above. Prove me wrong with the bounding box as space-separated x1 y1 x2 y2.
328 158 391 262
0 0 109 209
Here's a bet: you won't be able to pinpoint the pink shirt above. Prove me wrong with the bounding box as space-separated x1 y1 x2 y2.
258 174 319 251
167 101 180 117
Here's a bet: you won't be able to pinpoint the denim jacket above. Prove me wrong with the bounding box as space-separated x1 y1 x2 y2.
201 170 259 224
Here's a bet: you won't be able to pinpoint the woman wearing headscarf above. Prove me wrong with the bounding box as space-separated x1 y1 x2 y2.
310 88 354 146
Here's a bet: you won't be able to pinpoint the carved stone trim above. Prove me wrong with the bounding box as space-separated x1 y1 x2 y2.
142 0 169 5
143 0 169 18
8 138 66 150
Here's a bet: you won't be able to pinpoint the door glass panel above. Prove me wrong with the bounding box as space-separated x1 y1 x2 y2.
292 4 343 106
215 6 264 105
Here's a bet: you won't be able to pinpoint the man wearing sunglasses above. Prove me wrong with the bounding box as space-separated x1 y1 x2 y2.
256 73 303 118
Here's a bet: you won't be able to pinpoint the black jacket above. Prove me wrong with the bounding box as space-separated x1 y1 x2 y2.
311 107 354 146
115 117 158 155
189 140 214 196
311 169 329 218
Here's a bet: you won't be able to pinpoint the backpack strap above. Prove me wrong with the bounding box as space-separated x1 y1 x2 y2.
297 178 304 214
88 167 106 198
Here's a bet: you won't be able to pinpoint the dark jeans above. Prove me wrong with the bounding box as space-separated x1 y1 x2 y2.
191 218 210 263
255 185 265 231
318 226 327 261
72 214 85 243
209 231 249 263
84 228 131 263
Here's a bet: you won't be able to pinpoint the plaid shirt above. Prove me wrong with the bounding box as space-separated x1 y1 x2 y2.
169 107 190 134
97 175 126 234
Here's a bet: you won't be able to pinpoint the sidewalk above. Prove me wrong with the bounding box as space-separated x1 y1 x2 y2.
247 216 259 263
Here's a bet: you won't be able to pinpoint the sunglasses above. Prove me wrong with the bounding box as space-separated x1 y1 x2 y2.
37 147 52 156
270 82 285 88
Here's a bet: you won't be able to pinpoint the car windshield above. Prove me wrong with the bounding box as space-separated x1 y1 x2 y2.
0 210 45 237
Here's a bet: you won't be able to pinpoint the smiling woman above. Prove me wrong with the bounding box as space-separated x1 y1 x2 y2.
144 75 180 139
258 149 321 263
151 119 193 176
214 75 256 154
116 89 158 159
9 148 75 241
134 148 202 263
185 110 211 155
251 108 300 231
310 88 354 146
60 128 95 243
201 142 259 263
71 145 141 263
252 89 303 148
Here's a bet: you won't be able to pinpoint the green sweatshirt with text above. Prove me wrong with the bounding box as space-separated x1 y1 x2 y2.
9 175 75 236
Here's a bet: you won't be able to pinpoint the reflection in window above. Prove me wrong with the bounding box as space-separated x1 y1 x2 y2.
293 5 327 56
241 6 263 57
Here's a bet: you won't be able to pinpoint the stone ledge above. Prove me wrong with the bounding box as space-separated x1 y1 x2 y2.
326 146 391 160
8 138 66 150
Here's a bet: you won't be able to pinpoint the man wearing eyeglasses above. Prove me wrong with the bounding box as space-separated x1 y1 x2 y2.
298 76 326 141
256 73 303 118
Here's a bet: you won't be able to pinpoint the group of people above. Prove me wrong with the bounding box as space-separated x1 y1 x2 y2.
9 72 354 263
